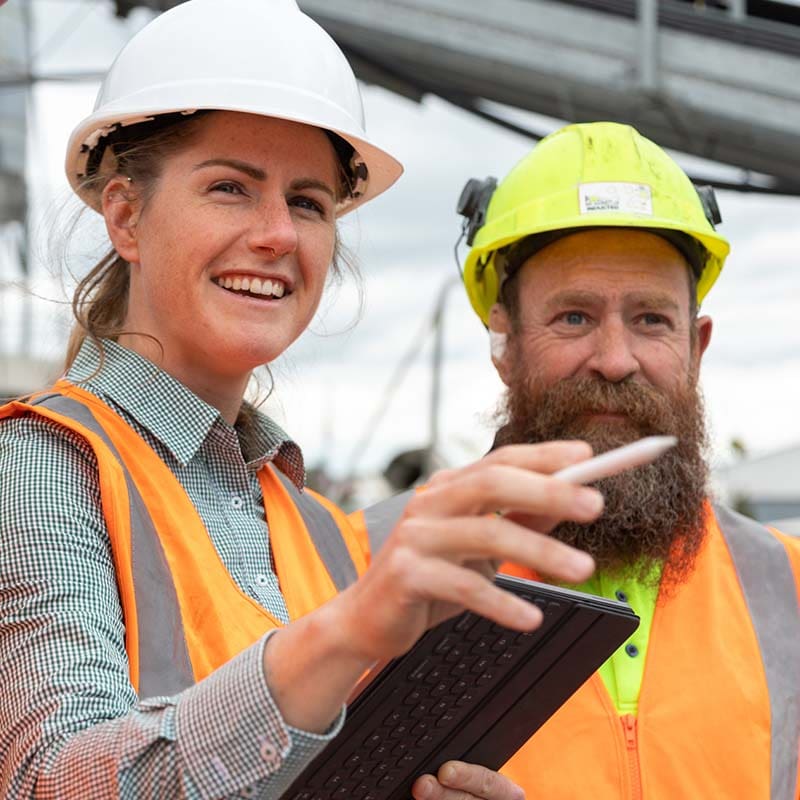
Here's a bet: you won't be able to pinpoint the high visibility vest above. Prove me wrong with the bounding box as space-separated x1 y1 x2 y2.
0 381 369 699
352 493 800 799
499 505 800 800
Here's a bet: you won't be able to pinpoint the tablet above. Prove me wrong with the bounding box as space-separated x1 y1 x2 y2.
285 574 639 800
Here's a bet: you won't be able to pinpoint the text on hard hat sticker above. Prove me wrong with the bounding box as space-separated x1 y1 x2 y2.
578 182 653 216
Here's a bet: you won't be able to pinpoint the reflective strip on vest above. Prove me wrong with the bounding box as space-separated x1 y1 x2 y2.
32 393 194 697
272 469 358 592
361 489 415 555
32 392 359 696
715 504 800 800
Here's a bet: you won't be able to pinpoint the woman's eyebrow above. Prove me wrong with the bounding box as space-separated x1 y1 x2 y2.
291 178 335 200
191 160 335 200
192 158 265 180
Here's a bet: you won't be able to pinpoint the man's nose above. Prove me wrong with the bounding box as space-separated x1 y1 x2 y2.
247 198 299 258
584 318 640 383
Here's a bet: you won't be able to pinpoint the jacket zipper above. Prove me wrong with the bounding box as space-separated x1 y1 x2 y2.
622 714 643 800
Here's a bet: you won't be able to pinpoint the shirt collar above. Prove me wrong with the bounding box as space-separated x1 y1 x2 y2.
66 338 305 487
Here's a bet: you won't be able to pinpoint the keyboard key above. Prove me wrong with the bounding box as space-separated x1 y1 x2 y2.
477 671 496 685
344 754 362 770
456 691 477 706
392 741 410 756
362 732 382 749
435 636 457 654
471 657 491 674
409 659 432 681
409 702 430 719
496 649 517 665
492 635 513 652
371 743 391 760
384 710 403 726
470 638 489 655
432 699 450 716
390 723 410 739
450 661 469 678
405 688 424 706
411 720 430 737
425 667 446 684
454 613 478 632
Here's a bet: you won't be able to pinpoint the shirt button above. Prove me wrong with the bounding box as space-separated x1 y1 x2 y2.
625 643 640 658
255 573 271 588
231 496 244 510
259 739 280 767
615 589 629 603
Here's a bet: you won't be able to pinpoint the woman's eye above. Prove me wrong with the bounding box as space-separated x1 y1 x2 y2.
210 181 244 195
291 195 325 215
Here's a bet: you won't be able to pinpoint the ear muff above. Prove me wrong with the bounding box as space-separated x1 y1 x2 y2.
457 177 498 246
695 184 722 227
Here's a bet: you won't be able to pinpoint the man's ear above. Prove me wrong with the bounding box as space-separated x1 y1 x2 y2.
101 177 141 264
488 303 513 386
691 314 713 379
695 315 713 359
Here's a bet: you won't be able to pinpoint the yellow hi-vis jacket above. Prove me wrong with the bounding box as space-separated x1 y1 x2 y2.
0 382 369 697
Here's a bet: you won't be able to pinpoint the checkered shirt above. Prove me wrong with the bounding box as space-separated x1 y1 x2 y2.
0 339 343 798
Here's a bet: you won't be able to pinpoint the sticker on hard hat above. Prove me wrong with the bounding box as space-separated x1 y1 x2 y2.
578 182 653 216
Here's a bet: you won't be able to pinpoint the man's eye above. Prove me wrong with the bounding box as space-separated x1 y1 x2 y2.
641 313 667 325
561 311 587 325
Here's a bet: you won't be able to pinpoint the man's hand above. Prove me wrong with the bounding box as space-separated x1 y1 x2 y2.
412 761 524 800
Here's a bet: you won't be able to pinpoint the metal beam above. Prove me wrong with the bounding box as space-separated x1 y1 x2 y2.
301 0 800 192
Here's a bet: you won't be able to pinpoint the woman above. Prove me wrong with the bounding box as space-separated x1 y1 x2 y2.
0 1 602 797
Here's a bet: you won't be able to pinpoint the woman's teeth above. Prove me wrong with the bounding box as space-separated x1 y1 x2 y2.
215 275 286 298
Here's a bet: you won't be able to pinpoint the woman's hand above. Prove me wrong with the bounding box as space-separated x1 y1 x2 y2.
413 761 524 800
334 440 602 664
264 440 601 733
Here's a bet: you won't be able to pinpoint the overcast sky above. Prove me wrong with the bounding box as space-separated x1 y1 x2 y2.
3 0 800 483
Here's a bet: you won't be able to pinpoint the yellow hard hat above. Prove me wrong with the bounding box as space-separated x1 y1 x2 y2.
457 122 731 325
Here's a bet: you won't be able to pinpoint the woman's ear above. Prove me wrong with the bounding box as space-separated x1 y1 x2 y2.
101 177 141 264
488 303 513 387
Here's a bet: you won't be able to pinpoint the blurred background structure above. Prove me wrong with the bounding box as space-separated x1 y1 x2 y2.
1 0 799 527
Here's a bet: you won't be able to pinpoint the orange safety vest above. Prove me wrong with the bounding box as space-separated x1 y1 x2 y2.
499 505 800 800
0 381 369 698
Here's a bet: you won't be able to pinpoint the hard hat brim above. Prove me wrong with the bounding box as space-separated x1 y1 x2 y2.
65 87 403 216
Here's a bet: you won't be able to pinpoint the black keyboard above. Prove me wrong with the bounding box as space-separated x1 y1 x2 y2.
285 575 638 800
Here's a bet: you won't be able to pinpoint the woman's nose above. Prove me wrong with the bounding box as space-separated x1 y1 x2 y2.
247 198 298 258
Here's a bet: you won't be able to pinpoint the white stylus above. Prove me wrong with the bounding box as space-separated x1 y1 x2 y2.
553 435 678 485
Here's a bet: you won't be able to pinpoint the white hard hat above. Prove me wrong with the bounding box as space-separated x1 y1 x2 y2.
65 0 403 215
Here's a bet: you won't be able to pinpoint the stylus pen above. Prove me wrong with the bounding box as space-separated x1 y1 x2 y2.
552 436 678 485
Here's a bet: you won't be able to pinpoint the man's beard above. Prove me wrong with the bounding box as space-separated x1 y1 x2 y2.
497 354 710 592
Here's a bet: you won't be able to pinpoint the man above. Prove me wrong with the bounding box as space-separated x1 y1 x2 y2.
454 121 800 799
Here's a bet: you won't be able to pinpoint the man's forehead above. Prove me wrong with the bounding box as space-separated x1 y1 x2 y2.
517 230 693 300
